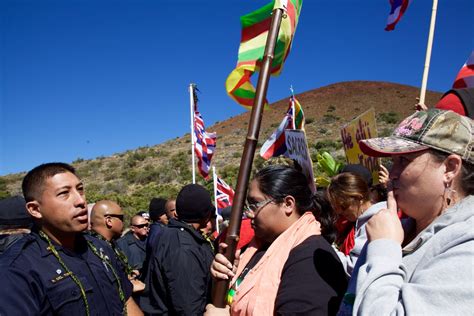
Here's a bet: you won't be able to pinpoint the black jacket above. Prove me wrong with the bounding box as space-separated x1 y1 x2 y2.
143 218 214 315
116 231 147 270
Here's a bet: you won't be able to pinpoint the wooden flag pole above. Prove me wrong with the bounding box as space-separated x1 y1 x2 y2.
189 83 196 184
418 0 438 108
212 6 285 307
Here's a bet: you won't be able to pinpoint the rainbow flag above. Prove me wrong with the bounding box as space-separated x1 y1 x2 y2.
226 0 302 110
292 95 304 129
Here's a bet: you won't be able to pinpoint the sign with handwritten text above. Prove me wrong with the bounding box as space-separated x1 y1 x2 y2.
340 108 380 183
285 129 316 193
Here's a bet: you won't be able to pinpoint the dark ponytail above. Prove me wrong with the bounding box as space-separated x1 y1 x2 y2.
254 165 336 242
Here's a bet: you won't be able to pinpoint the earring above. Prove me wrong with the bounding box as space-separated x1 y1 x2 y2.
443 183 457 209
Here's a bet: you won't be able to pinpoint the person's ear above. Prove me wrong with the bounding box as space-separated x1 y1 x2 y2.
443 154 463 186
26 201 42 220
105 217 113 229
283 196 296 216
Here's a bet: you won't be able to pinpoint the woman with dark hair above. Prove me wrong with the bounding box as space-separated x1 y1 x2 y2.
339 109 474 315
326 172 387 276
206 165 347 315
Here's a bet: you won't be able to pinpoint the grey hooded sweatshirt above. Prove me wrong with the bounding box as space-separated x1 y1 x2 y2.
338 195 474 315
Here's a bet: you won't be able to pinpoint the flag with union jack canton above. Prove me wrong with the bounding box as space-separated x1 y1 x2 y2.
259 96 305 160
215 176 235 215
385 0 412 31
192 87 217 180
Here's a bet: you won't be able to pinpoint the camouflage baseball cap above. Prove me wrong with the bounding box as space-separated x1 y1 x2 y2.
359 109 473 164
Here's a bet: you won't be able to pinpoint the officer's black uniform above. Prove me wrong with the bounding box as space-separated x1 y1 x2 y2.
116 231 147 271
143 218 214 315
0 231 133 315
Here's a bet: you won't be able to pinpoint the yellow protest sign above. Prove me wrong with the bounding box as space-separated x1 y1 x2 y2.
340 108 380 183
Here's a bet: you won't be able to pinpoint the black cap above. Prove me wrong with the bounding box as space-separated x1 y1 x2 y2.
176 184 214 223
0 196 33 228
340 164 373 187
148 198 167 221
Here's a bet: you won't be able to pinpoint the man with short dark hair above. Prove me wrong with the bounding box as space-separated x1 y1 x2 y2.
117 214 149 271
0 162 142 315
144 184 215 315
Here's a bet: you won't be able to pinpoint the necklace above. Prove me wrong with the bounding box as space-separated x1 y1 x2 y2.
89 231 133 275
39 231 91 316
39 231 127 315
86 240 127 315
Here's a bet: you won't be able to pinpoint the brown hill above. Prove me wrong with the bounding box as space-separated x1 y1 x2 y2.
0 81 442 214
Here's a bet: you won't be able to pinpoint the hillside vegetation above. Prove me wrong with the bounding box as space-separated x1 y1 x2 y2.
0 81 442 218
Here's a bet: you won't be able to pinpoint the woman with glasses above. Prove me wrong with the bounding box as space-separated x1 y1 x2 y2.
206 165 347 315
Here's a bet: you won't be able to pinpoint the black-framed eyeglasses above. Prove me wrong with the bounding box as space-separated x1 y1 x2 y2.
245 198 274 218
133 223 149 229
105 214 124 221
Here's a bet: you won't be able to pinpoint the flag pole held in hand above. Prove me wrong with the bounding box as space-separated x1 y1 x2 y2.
211 5 286 308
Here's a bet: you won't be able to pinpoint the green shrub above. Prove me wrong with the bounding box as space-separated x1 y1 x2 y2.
322 114 340 124
378 112 399 124
314 139 339 151
305 118 315 124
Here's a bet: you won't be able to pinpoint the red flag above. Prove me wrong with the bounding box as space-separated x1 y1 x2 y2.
216 176 235 214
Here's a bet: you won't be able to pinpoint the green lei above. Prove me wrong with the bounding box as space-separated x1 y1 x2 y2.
39 231 127 315
89 231 134 275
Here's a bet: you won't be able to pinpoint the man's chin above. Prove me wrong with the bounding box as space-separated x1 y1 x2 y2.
73 222 89 232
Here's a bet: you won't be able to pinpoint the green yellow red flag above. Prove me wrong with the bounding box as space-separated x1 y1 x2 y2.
226 0 302 110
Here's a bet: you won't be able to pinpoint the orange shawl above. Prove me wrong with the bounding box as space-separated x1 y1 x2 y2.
230 212 321 315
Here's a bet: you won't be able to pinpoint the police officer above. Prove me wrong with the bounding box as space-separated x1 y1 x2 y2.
0 162 143 315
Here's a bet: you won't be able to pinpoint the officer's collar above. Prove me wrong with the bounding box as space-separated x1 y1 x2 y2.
168 218 207 242
34 231 87 257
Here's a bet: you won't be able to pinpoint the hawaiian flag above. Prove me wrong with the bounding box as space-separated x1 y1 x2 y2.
385 0 412 31
215 176 235 214
259 96 304 159
226 0 303 110
453 51 474 89
192 88 217 179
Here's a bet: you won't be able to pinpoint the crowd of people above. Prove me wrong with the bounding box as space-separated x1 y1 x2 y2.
0 102 473 315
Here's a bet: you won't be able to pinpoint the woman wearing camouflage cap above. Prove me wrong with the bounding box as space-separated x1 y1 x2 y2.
339 109 473 315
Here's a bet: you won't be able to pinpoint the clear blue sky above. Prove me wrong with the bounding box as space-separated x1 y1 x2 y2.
1 0 473 176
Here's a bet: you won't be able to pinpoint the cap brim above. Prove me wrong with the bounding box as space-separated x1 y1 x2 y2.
359 137 429 157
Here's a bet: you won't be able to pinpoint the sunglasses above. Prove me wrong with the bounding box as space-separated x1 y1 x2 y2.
105 214 124 221
133 223 149 229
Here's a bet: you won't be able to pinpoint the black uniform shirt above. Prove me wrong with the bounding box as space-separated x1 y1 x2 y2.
0 232 132 315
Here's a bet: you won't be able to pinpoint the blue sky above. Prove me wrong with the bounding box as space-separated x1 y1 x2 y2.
1 0 473 176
